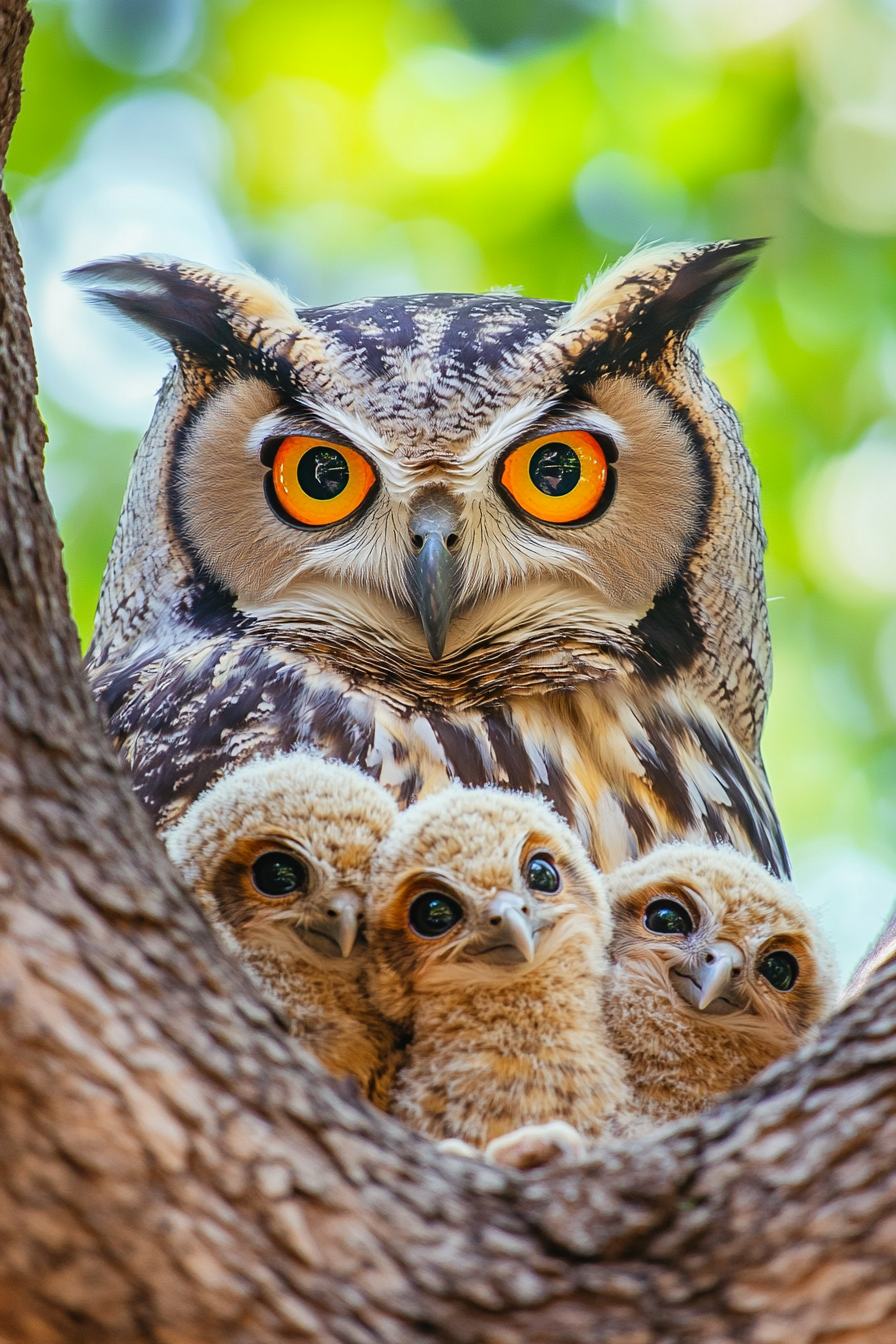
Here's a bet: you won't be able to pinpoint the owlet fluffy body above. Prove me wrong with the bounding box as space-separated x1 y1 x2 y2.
165 754 400 1106
604 843 838 1126
366 785 630 1148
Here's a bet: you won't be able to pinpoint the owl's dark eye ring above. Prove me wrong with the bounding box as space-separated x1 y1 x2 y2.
644 897 693 936
251 850 309 899
758 949 799 992
408 891 464 938
261 434 378 530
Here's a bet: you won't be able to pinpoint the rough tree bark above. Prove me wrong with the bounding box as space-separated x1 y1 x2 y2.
0 6 894 1341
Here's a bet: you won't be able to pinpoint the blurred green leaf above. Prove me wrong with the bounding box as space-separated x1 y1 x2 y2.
445 0 610 53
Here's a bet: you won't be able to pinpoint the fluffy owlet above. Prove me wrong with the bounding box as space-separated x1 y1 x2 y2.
365 785 631 1148
76 241 787 878
604 843 838 1127
164 753 400 1106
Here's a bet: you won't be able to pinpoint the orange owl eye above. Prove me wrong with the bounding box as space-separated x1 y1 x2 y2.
266 435 377 528
499 430 611 525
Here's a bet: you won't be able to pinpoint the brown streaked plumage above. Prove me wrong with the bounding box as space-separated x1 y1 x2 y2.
76 242 786 876
164 754 400 1106
604 843 838 1127
366 786 631 1147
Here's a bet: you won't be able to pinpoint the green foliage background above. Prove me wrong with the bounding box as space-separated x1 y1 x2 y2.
10 0 896 972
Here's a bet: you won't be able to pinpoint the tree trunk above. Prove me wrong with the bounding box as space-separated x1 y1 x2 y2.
0 8 894 1341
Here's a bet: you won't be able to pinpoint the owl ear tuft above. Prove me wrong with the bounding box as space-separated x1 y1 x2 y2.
67 256 298 373
552 239 766 379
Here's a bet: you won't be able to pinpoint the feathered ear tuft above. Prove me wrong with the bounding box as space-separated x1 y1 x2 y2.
551 239 766 381
66 255 299 374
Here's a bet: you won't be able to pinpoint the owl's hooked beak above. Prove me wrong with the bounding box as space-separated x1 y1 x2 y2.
409 496 461 661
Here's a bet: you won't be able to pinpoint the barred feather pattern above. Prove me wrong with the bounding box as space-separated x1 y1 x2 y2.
91 622 785 875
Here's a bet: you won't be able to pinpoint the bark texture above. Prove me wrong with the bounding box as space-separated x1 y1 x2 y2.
0 7 894 1340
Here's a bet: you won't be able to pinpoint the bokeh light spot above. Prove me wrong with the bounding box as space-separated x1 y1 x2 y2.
810 106 896 235
574 151 688 245
373 48 512 178
68 0 201 75
800 428 896 600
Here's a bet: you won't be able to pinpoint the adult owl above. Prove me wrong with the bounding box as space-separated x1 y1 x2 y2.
76 240 787 875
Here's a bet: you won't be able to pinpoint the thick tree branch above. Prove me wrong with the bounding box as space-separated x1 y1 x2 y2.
0 5 893 1340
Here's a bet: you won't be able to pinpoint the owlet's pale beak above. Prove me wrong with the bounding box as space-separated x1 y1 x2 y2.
468 891 538 966
409 495 461 661
302 890 361 959
671 940 745 1012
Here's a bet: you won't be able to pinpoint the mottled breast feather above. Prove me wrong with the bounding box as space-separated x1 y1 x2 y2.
77 241 788 877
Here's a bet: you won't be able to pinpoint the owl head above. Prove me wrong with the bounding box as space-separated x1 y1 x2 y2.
74 239 769 751
365 784 610 1024
164 753 397 969
606 843 837 1046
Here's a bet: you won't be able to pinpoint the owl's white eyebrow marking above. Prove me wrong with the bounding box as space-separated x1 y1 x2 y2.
243 397 410 491
458 396 557 474
243 389 625 501
295 396 391 461
455 397 630 481
245 409 298 453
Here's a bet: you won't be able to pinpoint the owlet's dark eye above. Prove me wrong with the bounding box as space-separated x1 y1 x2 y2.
251 851 308 898
644 898 693 935
526 856 560 893
408 892 463 938
758 950 799 992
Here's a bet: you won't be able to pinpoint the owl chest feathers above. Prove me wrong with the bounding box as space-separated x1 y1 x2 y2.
93 620 787 877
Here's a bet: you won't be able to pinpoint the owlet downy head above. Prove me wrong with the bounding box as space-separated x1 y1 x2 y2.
366 784 610 1022
604 843 838 1126
164 753 400 1103
366 786 630 1147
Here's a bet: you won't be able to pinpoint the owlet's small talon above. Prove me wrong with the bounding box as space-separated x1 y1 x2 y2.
484 1121 589 1170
